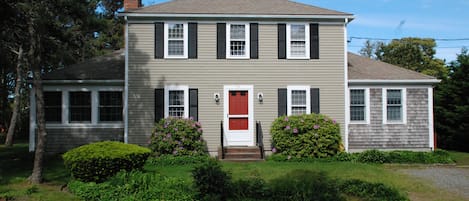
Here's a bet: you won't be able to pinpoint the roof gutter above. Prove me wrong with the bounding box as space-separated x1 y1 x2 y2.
348 79 441 85
118 13 354 20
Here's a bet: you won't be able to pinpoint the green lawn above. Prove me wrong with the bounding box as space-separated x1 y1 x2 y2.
1 143 469 201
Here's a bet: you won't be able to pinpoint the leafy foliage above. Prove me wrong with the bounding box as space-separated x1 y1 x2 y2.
340 179 409 201
62 141 150 182
356 150 389 164
146 155 212 166
68 171 195 201
271 114 342 158
435 48 469 152
192 159 232 201
149 117 207 156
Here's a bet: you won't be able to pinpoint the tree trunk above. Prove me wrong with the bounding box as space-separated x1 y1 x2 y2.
5 47 24 146
29 21 46 184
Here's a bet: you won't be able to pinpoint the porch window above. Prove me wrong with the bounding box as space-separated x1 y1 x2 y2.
383 88 406 124
99 91 123 122
227 23 250 58
69 92 91 122
350 89 366 121
44 91 62 122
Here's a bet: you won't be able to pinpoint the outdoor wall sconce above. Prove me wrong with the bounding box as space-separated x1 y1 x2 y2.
213 93 220 102
257 92 264 102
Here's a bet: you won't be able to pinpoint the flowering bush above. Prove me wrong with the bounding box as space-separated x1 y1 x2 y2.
149 117 207 156
271 113 342 158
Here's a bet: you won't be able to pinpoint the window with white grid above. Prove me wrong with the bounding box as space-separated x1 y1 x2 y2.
287 86 311 115
99 91 123 122
227 23 250 58
165 23 188 58
165 86 189 118
287 24 309 59
350 89 365 121
386 89 402 121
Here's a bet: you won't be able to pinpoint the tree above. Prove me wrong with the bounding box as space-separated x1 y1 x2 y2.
434 48 469 152
375 37 448 79
358 40 383 59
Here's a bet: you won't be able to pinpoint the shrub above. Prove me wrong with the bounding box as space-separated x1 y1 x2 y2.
340 179 409 201
356 149 389 164
146 155 212 166
69 171 195 201
269 170 345 201
231 177 271 201
149 117 207 156
387 150 453 164
192 159 231 201
271 114 342 158
63 141 151 182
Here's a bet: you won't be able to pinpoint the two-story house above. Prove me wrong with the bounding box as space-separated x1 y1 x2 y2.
29 0 439 158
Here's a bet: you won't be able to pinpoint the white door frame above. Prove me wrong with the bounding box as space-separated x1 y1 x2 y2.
223 85 254 146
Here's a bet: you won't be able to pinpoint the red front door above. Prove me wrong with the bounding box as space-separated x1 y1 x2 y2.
228 91 249 130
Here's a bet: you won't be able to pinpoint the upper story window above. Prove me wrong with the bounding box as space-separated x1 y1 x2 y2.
164 23 188 58
287 86 311 115
165 86 189 118
226 23 250 59
383 88 407 124
69 92 92 123
287 24 310 59
44 91 62 123
350 89 369 123
99 91 123 122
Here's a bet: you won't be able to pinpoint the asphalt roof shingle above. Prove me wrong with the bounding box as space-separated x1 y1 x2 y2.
123 0 351 16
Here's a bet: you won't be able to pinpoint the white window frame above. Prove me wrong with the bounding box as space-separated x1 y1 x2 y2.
287 86 311 115
226 23 250 59
382 88 407 124
164 22 188 59
286 23 310 59
349 88 370 124
164 85 189 118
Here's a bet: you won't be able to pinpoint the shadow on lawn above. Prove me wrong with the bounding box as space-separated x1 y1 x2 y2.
0 144 70 185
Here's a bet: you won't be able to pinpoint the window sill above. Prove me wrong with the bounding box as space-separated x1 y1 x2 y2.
286 57 310 60
349 121 369 125
383 121 406 125
45 123 124 129
226 56 250 60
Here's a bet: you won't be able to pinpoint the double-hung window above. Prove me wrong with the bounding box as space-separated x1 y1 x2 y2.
99 91 123 122
165 86 189 118
287 86 311 115
69 92 92 123
350 89 369 123
164 23 188 58
383 88 406 124
227 23 250 58
287 24 310 59
44 92 62 123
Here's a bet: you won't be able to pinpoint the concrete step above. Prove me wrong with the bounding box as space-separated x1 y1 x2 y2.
219 146 264 161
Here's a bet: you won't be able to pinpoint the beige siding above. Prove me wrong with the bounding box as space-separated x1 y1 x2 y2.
128 22 346 155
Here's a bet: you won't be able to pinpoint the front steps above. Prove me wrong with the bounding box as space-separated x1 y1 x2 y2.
218 146 264 162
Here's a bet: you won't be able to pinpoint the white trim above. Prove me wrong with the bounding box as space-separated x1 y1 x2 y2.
286 85 311 115
223 85 254 146
164 22 189 59
29 88 36 152
119 13 355 20
349 79 440 84
348 88 370 124
128 20 347 26
124 16 129 143
164 85 189 118
226 23 250 59
42 80 124 84
286 23 310 59
428 87 434 150
344 20 349 152
382 88 407 124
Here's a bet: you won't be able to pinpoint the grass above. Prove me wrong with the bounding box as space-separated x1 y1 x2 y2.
2 143 469 201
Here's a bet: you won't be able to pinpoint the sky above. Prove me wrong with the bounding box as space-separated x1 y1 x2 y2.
142 0 469 62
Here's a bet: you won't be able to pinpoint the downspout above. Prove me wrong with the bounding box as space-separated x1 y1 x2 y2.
124 15 129 144
344 17 350 152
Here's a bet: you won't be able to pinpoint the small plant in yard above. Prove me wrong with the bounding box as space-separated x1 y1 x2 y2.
271 114 342 158
340 179 409 201
357 149 389 164
192 159 231 201
63 141 151 182
146 155 211 166
149 117 207 156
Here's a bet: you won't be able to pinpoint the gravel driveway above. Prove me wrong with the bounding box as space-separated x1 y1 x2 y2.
400 166 469 199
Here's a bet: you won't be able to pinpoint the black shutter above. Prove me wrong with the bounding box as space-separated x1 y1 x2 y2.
250 23 258 59
278 88 287 117
311 88 320 114
188 23 198 59
217 23 226 59
278 24 286 59
189 89 198 121
154 22 164 59
154 88 164 122
310 23 319 59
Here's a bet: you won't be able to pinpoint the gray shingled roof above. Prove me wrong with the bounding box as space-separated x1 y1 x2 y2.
348 52 436 80
43 50 124 80
123 0 351 16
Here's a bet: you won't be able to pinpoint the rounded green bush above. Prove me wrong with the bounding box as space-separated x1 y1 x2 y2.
149 117 207 156
271 114 342 158
63 141 151 182
357 149 389 164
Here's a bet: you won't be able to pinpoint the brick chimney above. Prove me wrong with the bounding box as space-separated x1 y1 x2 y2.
124 0 142 10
